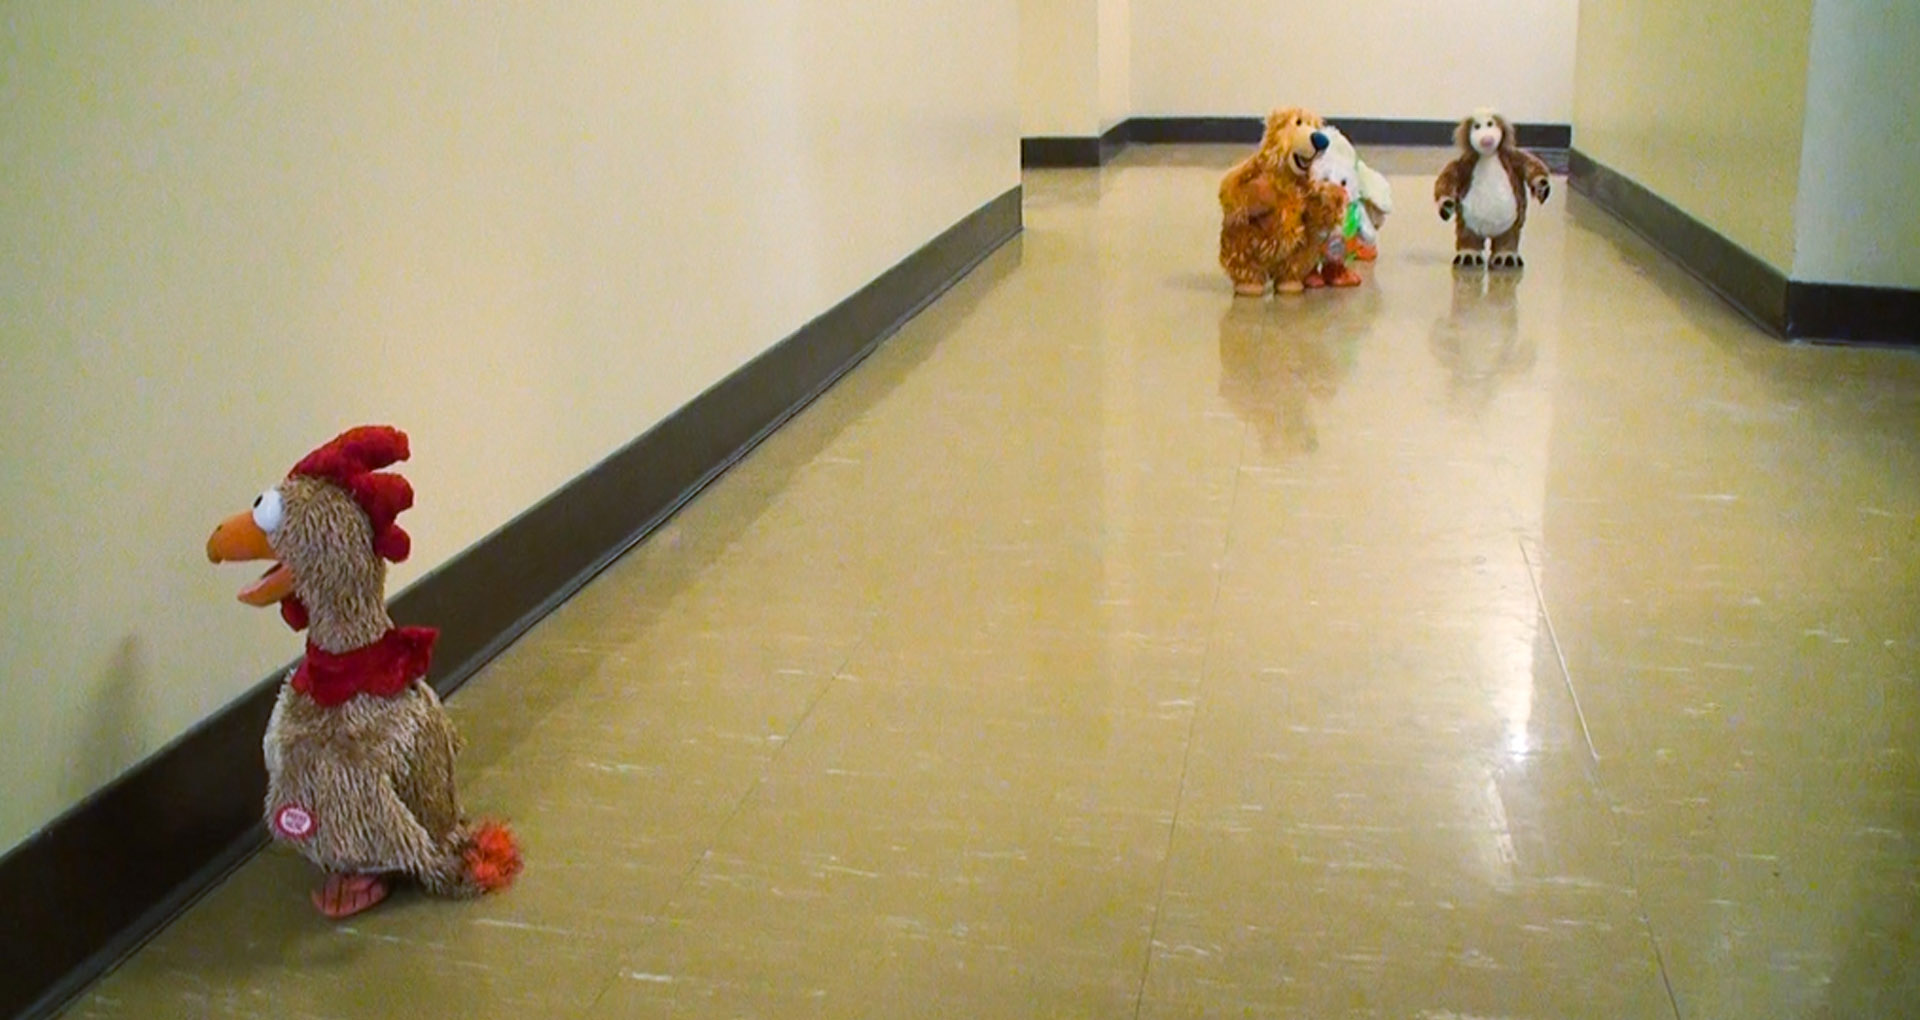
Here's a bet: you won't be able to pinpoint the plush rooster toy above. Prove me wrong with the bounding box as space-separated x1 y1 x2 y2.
206 426 520 918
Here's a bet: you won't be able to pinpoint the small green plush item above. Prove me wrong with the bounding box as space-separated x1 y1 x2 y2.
1342 200 1364 241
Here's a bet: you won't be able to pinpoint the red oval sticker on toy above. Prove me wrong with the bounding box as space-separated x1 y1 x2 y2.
272 803 316 840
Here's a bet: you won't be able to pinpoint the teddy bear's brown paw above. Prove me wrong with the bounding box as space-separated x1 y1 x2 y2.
1489 252 1525 269
1452 249 1486 268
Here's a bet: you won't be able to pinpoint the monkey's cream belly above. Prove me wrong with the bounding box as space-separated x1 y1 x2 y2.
1461 158 1518 238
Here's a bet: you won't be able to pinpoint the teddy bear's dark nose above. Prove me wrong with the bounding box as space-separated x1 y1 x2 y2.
1310 131 1328 152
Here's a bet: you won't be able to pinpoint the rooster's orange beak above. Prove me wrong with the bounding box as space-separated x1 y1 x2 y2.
207 512 296 607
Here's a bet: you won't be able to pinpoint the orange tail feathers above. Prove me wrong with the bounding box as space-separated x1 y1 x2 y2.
463 820 523 893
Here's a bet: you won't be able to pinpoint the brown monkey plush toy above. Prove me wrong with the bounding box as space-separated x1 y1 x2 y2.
1433 108 1551 269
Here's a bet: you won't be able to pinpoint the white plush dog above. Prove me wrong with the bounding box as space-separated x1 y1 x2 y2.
1311 126 1394 260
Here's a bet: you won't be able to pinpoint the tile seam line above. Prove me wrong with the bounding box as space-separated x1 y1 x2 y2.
1518 537 1600 768
1517 536 1684 1020
1131 420 1251 1020
575 611 883 1017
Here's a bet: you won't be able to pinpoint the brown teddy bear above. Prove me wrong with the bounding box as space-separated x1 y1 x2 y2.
1219 108 1348 295
1433 107 1552 268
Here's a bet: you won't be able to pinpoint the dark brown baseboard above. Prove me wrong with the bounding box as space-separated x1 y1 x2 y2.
1786 280 1920 347
1568 148 1790 332
0 185 1023 1020
1021 121 1130 168
1023 117 1572 169
1119 116 1571 149
1569 149 1918 346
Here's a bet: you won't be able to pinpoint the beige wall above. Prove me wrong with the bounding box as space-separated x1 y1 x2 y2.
1575 0 1917 288
1129 0 1579 122
1574 0 1815 273
1097 0 1131 131
0 1 1017 855
1020 0 1130 137
1792 0 1920 289
1020 0 1099 136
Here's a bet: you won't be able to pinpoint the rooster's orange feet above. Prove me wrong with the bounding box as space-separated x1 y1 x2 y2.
1324 262 1363 288
313 873 391 919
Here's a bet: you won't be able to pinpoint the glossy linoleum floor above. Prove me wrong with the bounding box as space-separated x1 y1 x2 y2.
72 147 1920 1019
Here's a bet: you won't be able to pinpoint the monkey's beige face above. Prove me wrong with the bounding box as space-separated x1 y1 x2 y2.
1467 114 1503 156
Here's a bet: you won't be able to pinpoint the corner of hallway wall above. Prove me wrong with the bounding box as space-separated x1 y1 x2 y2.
1571 0 1815 273
0 1 1018 862
1790 0 1920 289
1097 0 1132 131
1021 0 1101 136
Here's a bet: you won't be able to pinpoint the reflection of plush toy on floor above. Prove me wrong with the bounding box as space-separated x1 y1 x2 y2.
1309 126 1394 277
207 426 521 918
1434 107 1551 268
1219 107 1347 295
1429 271 1536 412
1217 300 1355 455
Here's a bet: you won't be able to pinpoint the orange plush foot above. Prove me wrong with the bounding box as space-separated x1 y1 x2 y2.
313 873 390 919
1326 262 1363 287
464 821 523 893
1303 271 1326 289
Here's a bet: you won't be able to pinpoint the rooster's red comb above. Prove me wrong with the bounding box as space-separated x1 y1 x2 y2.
290 425 416 563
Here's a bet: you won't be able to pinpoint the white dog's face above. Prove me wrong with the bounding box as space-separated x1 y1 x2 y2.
1310 129 1358 194
1318 163 1356 195
1468 113 1503 155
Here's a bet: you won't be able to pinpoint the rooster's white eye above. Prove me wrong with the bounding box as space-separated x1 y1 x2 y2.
252 489 285 534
